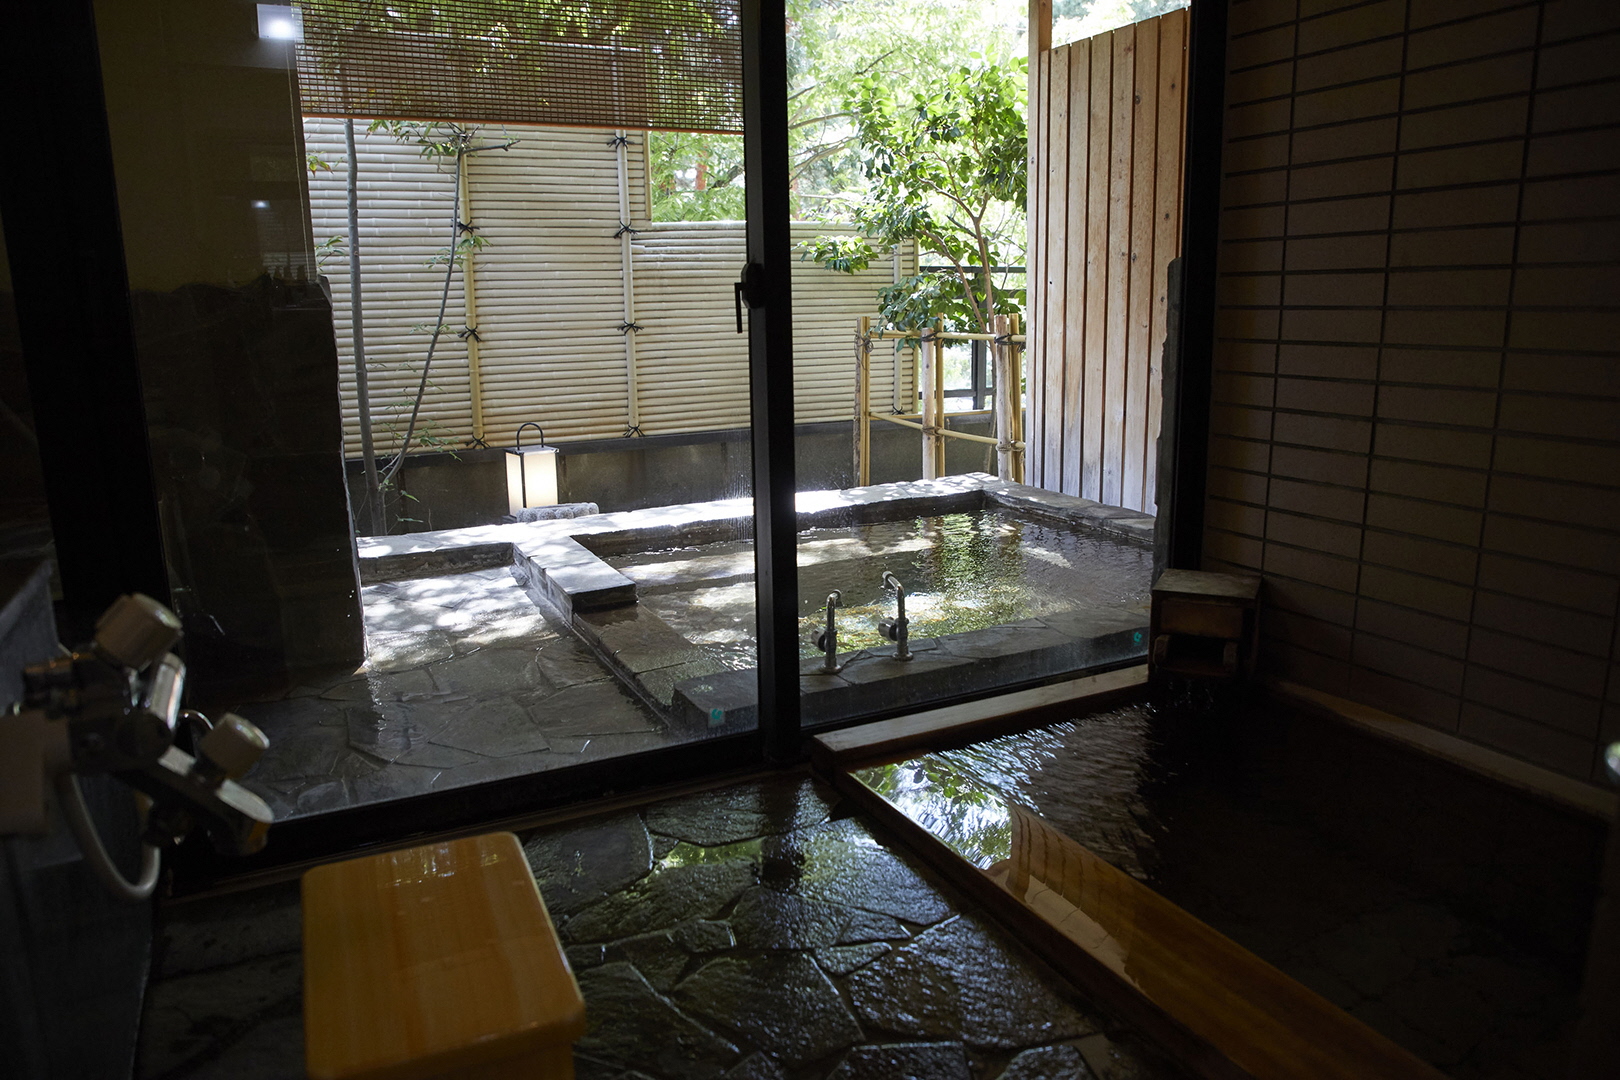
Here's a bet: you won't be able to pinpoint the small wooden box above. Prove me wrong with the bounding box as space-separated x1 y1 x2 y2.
303 832 585 1080
1149 569 1261 681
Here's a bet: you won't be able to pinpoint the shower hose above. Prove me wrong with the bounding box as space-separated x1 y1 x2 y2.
52 768 161 903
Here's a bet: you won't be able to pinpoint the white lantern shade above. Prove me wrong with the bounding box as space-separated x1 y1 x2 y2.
505 446 560 513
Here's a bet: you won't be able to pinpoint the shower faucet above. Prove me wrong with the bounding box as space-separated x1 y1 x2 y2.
877 571 912 661
811 590 844 673
2 593 273 900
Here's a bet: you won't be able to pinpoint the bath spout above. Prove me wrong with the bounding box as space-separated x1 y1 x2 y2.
877 571 912 661
811 590 843 673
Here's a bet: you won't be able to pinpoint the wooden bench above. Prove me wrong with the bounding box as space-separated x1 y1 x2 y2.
303 832 586 1080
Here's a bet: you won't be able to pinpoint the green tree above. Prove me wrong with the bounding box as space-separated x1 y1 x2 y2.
801 59 1026 335
647 0 1026 222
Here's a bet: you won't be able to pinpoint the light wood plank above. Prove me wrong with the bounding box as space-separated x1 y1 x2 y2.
1029 49 1049 488
1042 46 1071 490
1147 9 1189 516
1061 42 1091 497
1124 17 1159 514
1082 40 1111 502
1102 24 1135 508
810 665 1148 766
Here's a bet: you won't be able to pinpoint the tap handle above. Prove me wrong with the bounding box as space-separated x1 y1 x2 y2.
93 594 183 670
198 713 269 782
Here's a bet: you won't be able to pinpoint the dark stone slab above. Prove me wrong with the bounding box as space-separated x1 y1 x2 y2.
155 880 302 979
535 635 613 687
524 811 653 918
429 700 551 758
837 909 912 944
360 541 514 586
825 1043 972 1080
763 820 954 926
674 954 862 1068
575 963 740 1080
645 778 836 845
722 1052 788 1080
363 629 463 673
534 681 659 736
136 952 303 1079
933 620 1075 660
814 943 891 976
673 920 736 953
730 887 852 951
847 916 1097 1050
576 605 711 681
998 1043 1096 1079
426 647 550 695
608 931 690 991
564 862 758 944
567 944 605 971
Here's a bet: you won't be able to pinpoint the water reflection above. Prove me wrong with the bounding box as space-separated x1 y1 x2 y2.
612 509 1153 662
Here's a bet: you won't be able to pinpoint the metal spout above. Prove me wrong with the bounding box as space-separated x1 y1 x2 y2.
878 571 912 660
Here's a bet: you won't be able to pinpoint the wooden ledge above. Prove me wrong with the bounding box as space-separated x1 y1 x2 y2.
810 664 1148 769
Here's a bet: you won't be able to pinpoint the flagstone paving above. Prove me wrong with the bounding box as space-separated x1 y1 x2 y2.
137 774 1186 1080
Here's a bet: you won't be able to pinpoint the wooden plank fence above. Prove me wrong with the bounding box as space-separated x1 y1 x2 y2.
1026 9 1188 514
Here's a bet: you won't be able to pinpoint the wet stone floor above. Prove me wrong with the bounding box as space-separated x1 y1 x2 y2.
234 566 681 819
137 775 1188 1080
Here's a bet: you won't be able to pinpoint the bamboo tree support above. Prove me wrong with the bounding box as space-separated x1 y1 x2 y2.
854 316 872 487
993 313 1016 481
918 324 941 480
458 155 485 443
615 130 642 436
1010 313 1026 483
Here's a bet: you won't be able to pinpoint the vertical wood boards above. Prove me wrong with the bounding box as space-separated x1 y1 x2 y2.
1124 18 1158 512
1146 14 1186 515
1082 37 1110 503
1041 51 1070 489
1025 9 1190 514
1029 50 1050 489
1102 24 1135 509
1061 42 1090 496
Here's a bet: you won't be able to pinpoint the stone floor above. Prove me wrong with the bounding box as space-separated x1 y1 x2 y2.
137 774 1188 1080
234 566 690 820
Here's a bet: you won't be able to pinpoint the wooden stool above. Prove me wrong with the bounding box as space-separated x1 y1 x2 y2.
303 832 585 1080
1149 569 1261 682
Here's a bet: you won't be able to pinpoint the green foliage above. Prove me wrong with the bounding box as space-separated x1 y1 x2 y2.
648 0 1025 223
805 58 1027 334
647 132 746 222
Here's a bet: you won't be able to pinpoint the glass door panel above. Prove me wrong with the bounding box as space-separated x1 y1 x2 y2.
790 0 1151 729
86 0 762 823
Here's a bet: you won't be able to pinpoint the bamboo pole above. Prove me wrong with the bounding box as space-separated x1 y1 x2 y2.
855 316 872 487
458 156 485 444
1011 313 1026 483
993 313 1015 480
614 130 641 436
872 414 1022 448
918 325 939 479
932 323 947 477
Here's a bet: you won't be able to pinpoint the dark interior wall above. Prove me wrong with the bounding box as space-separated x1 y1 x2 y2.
93 0 364 691
1202 0 1620 782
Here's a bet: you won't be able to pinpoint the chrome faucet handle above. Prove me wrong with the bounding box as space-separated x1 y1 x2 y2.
878 573 912 660
196 713 269 786
812 591 844 673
